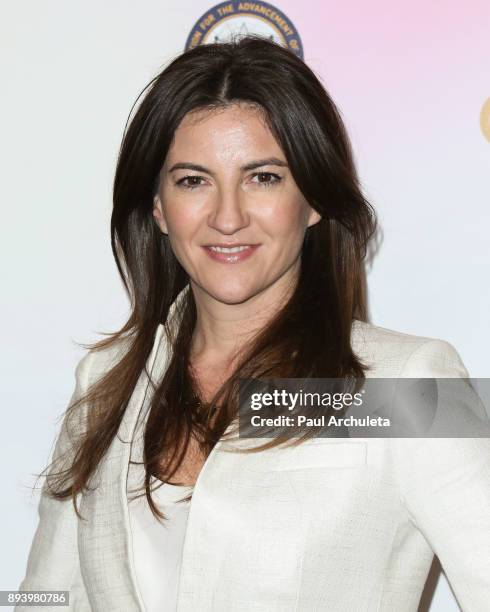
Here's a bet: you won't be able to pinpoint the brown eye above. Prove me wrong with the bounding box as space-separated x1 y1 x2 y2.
176 175 205 189
251 172 282 186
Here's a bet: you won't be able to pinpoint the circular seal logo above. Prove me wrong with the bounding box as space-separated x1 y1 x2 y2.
185 1 303 58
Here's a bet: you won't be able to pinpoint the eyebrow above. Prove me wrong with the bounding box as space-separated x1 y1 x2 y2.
167 157 288 175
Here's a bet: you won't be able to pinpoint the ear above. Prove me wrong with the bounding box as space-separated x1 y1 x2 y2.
306 206 322 228
153 194 168 234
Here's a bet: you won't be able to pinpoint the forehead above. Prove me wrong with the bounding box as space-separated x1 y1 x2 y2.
165 103 283 164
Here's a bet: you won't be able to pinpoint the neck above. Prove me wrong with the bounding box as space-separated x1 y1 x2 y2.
189 271 298 367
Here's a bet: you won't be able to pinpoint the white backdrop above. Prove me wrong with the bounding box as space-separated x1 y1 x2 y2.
2 1 489 610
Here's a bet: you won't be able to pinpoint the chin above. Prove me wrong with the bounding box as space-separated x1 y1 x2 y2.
205 281 259 305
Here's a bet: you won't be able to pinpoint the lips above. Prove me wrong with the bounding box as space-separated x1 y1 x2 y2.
202 244 260 264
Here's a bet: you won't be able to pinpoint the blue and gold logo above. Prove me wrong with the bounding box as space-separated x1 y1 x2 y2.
185 1 303 58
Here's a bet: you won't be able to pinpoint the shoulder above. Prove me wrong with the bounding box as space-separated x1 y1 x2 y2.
351 319 469 378
74 334 134 390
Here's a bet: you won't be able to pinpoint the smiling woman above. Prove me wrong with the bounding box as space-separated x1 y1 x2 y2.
152 103 321 304
16 35 490 612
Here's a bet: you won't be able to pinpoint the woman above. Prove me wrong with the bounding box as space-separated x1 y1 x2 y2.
17 36 490 611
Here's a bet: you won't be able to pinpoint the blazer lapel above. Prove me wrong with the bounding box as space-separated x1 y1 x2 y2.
81 281 326 610
78 321 170 611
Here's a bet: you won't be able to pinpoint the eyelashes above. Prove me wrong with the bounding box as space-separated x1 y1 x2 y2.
175 172 283 190
175 175 205 190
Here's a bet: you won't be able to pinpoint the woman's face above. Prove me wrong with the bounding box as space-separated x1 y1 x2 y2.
153 103 321 305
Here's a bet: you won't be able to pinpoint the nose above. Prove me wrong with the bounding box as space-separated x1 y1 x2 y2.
207 185 250 235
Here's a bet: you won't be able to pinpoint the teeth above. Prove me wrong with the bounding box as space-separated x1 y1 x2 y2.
209 245 251 253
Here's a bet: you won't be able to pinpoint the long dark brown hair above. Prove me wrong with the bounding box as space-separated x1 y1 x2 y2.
40 35 377 521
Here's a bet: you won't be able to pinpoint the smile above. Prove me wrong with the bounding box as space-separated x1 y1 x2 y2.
202 244 260 263
209 245 250 253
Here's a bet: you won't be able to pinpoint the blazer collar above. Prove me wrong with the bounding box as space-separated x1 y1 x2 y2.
78 284 241 611
78 290 185 611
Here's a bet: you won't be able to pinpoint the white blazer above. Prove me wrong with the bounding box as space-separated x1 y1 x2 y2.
16 291 490 611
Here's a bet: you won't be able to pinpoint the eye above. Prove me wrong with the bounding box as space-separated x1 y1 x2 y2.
175 175 206 190
251 172 282 187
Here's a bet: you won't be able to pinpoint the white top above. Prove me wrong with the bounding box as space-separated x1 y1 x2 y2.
128 476 193 612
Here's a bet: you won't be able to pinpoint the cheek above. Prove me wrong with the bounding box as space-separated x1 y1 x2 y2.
164 201 201 238
261 197 309 239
